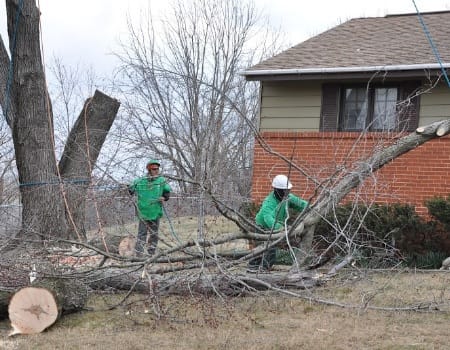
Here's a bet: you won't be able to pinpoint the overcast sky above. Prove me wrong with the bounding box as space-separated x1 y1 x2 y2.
1 0 450 76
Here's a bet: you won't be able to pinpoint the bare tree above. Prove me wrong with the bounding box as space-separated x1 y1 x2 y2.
0 0 120 241
3 2 450 331
114 0 283 201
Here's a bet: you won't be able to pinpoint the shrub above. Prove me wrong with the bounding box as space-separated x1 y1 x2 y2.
313 202 446 268
425 195 450 230
403 251 448 269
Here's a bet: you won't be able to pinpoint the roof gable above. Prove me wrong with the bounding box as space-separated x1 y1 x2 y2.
244 11 450 78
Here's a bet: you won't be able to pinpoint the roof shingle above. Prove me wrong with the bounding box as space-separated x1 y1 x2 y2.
245 11 450 73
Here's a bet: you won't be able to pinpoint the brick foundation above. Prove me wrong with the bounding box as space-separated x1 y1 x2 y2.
252 132 450 216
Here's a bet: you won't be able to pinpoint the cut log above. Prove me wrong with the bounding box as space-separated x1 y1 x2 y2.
118 235 136 257
7 278 88 335
88 234 135 255
8 287 59 335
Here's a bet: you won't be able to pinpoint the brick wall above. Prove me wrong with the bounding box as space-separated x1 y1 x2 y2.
252 132 450 216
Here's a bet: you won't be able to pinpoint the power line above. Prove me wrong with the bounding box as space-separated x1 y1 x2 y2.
411 0 450 88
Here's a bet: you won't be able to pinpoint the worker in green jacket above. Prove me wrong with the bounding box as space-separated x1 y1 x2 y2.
248 174 308 272
128 159 172 256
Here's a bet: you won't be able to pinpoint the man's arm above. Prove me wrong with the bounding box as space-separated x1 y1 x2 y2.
162 191 170 201
288 194 308 212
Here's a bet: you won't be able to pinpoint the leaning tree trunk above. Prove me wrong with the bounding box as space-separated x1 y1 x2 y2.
1 1 120 242
58 90 120 240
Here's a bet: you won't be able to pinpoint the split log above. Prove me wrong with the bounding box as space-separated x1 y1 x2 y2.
7 278 88 335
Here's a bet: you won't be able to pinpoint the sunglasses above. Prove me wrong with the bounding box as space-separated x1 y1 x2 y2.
149 167 160 171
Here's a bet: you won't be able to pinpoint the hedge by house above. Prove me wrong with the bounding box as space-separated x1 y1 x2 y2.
242 196 450 269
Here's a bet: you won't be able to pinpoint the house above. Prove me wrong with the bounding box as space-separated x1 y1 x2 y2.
242 11 450 215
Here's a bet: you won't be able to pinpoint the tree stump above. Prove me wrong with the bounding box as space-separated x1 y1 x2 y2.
8 287 59 335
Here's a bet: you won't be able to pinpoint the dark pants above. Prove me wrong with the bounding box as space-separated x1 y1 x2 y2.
248 244 277 270
135 219 160 255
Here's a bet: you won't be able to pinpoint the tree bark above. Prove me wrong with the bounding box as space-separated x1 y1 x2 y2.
58 90 120 240
1 1 120 242
0 289 12 319
88 268 323 296
6 0 68 240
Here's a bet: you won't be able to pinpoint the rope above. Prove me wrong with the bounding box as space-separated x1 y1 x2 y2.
19 179 90 188
4 0 25 125
411 0 450 88
162 204 182 244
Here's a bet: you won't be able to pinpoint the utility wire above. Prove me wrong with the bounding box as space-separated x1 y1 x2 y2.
411 0 450 88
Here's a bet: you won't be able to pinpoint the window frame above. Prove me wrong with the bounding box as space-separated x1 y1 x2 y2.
338 84 400 132
320 81 420 133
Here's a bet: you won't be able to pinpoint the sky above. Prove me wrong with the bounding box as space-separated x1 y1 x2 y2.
1 0 450 77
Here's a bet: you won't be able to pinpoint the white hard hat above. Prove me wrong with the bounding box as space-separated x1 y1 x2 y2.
272 175 293 189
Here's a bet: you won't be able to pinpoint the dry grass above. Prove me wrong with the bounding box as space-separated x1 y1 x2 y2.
1 270 449 349
95 215 249 253
2 216 450 349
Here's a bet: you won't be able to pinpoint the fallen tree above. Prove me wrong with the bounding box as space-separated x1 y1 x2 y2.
0 119 449 334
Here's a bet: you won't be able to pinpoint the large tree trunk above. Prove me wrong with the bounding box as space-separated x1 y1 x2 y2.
58 90 120 240
7 0 68 240
1 1 120 242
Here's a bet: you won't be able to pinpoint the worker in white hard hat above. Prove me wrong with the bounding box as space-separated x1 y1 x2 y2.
247 174 308 273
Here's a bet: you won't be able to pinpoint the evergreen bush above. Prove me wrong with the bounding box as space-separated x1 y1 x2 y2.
425 195 450 230
313 202 449 269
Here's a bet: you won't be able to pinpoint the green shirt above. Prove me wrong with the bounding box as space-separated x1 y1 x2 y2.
129 176 172 220
255 192 308 231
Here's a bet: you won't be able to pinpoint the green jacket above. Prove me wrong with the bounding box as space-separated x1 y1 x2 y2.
129 176 172 221
255 192 308 231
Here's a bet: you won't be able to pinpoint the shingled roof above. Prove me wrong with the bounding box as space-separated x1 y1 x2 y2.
243 11 450 79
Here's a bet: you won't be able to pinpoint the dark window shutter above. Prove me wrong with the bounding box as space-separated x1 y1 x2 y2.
320 84 340 131
398 81 421 131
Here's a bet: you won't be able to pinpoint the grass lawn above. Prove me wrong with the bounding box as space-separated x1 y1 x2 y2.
1 216 450 349
1 269 449 349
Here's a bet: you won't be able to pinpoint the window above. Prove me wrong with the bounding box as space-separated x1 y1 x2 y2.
320 81 420 132
340 86 398 131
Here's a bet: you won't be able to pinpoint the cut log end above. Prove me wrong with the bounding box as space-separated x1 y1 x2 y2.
416 126 425 134
8 287 59 335
436 127 446 137
118 236 136 257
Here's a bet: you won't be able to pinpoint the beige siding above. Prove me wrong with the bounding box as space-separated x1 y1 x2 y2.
419 83 450 126
258 81 450 132
259 81 322 131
